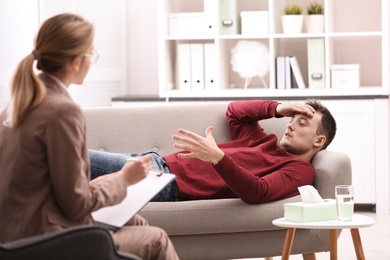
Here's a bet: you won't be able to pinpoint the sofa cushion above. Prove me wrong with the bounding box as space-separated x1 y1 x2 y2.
140 196 301 235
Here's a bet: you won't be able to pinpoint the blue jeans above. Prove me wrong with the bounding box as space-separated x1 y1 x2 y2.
89 149 180 201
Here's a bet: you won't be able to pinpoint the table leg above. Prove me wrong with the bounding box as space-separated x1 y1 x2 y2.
351 228 365 260
302 252 316 260
281 228 296 260
329 229 338 260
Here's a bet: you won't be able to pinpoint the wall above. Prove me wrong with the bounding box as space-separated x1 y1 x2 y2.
126 0 159 96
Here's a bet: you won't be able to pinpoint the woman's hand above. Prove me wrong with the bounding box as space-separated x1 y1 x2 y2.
172 126 225 165
120 154 152 186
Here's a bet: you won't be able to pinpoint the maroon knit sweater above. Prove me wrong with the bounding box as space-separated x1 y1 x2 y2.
164 100 315 204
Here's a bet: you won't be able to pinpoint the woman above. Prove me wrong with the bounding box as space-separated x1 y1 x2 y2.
0 13 178 260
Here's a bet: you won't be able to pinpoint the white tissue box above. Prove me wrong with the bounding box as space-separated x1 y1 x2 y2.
284 199 337 222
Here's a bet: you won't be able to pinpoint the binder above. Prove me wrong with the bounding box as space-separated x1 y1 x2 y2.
307 38 325 88
289 56 306 89
276 56 285 89
176 43 191 91
190 43 205 91
285 56 292 89
92 171 176 231
219 0 240 35
204 0 217 36
204 43 217 91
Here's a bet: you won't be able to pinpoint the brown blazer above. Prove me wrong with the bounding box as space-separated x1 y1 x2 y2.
0 74 127 243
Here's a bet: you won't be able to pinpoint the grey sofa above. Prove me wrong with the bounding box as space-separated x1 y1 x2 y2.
83 102 352 260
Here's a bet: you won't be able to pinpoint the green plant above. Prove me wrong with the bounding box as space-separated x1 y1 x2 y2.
283 3 303 15
307 3 324 15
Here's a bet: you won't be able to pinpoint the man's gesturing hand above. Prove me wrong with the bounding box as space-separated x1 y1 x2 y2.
172 126 225 165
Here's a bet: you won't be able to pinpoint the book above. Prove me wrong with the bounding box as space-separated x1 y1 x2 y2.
276 56 285 89
285 56 292 89
289 56 306 89
92 171 176 231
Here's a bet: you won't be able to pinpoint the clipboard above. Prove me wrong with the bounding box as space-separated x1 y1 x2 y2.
92 171 176 231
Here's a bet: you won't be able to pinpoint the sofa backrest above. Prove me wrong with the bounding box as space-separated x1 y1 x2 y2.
84 102 230 155
83 102 290 155
83 102 351 200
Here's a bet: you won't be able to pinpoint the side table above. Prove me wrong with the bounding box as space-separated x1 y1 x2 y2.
272 214 375 260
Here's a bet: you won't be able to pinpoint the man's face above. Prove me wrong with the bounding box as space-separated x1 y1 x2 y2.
279 111 323 155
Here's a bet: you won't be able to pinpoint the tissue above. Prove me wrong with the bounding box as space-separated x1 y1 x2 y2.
298 185 324 203
284 185 337 222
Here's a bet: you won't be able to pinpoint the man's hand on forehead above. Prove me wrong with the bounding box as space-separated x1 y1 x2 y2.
276 102 315 118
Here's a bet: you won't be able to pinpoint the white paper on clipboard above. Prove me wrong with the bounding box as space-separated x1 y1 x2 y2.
92 171 176 230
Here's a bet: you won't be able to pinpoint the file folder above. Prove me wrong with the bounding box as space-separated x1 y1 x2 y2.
204 0 218 36
204 43 217 91
307 38 325 88
219 0 240 35
190 43 205 91
176 43 191 91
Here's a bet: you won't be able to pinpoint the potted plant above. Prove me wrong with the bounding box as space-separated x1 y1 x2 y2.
305 2 324 33
281 3 304 34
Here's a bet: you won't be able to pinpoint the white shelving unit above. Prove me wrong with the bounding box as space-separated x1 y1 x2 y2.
157 0 389 98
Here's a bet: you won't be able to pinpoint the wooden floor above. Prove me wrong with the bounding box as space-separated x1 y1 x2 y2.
239 210 390 260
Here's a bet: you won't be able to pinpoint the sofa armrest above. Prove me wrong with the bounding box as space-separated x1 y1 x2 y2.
312 150 352 199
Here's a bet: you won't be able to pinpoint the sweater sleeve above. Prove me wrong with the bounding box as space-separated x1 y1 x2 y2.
226 100 280 140
213 154 315 204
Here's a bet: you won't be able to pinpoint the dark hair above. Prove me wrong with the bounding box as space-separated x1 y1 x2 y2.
306 99 336 150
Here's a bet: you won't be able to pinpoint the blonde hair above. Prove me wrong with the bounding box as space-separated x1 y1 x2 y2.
5 13 94 127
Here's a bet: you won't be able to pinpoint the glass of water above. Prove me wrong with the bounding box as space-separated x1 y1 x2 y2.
335 185 354 221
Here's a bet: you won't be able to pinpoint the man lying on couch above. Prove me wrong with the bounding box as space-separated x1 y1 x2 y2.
89 99 336 204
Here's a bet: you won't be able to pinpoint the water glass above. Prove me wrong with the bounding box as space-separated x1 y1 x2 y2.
335 185 354 221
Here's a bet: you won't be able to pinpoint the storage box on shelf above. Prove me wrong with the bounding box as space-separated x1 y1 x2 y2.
158 0 388 97
240 11 269 36
168 12 209 37
331 64 360 89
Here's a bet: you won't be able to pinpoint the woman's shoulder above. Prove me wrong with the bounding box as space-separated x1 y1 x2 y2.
30 90 84 130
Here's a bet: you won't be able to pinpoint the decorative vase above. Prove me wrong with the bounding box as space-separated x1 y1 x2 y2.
305 14 324 33
281 15 304 34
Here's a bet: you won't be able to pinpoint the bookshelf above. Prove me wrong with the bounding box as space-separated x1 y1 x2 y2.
157 0 388 98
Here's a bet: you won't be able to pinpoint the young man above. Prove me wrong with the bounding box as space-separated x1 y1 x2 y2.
89 99 336 204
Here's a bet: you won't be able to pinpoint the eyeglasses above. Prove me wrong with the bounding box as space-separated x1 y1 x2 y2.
84 49 99 64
